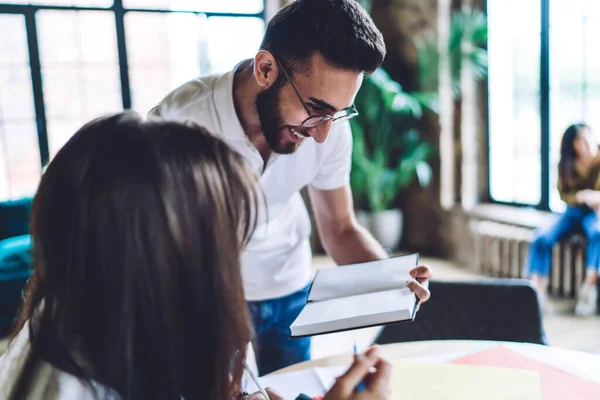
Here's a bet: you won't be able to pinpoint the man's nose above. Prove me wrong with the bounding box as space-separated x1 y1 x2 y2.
307 121 333 144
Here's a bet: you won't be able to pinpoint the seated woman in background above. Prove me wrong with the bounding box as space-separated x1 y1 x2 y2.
526 123 599 316
0 113 390 400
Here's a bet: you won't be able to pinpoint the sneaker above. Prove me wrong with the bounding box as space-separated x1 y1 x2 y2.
575 283 598 316
537 292 556 316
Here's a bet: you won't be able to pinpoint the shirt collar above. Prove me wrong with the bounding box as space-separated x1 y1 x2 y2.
213 59 252 141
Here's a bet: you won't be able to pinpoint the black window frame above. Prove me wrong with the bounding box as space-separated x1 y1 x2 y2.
486 0 551 211
0 0 266 169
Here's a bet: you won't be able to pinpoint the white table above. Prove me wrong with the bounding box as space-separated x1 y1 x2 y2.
272 340 600 385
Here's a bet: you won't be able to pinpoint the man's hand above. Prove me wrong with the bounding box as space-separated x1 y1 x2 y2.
309 185 433 304
407 265 432 303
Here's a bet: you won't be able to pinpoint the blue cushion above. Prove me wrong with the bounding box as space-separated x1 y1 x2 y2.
0 234 32 272
0 197 33 241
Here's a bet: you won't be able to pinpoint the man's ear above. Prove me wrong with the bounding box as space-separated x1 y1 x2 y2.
253 50 279 89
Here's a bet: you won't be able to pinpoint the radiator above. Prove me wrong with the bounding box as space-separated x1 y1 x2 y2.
468 220 586 299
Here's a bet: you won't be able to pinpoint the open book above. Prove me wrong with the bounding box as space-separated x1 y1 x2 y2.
290 253 420 338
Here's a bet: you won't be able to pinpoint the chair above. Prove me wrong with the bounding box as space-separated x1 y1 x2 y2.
0 198 34 337
374 279 548 346
0 198 32 241
0 268 31 337
0 235 32 336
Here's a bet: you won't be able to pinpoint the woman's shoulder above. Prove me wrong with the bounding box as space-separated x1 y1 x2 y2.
0 322 119 400
589 153 600 180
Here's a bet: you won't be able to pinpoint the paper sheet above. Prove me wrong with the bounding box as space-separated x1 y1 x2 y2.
245 360 541 400
243 367 346 399
390 359 541 400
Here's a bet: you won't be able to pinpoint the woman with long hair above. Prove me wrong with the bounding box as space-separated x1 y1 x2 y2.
526 123 600 316
0 113 390 399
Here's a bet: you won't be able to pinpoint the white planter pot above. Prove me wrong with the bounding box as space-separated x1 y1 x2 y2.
355 209 372 231
369 209 404 252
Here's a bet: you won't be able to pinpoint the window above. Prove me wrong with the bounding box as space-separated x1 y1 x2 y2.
488 0 600 211
125 12 207 115
488 0 541 206
125 13 264 115
0 0 265 201
2 0 111 6
38 10 122 156
123 0 263 13
548 0 600 212
0 14 41 199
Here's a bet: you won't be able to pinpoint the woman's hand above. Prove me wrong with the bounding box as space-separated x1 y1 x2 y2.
323 346 391 400
575 190 592 204
576 190 600 209
241 388 284 400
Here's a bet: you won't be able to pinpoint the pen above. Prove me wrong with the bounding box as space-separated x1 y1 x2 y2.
353 342 366 392
242 360 271 400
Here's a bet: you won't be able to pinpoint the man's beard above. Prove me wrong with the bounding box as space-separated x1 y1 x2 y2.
255 80 302 155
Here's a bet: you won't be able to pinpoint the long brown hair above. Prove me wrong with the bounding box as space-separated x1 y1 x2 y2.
558 123 591 189
12 112 257 399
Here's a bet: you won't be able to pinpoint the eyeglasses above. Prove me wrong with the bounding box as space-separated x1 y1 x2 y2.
275 58 359 129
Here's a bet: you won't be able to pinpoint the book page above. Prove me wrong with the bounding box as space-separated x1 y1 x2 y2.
308 253 418 302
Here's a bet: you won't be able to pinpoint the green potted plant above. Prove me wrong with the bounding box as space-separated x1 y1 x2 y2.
348 5 488 252
415 5 488 97
349 68 436 251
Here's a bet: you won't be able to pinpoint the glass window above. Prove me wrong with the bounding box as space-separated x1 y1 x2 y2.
0 0 113 6
0 2 266 200
488 0 541 205
549 0 600 211
206 16 264 73
122 0 263 13
125 12 208 115
37 10 122 157
0 14 41 201
126 13 263 115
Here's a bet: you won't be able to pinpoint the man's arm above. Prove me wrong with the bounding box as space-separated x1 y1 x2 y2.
309 184 431 302
309 184 387 264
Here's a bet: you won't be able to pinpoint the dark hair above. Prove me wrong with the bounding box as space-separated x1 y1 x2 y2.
558 122 591 188
260 0 386 74
12 112 258 399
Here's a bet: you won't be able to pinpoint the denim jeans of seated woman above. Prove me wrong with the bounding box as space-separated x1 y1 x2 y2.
247 283 311 376
527 205 600 277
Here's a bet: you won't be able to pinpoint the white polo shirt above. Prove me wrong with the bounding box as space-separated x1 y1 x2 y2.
148 61 352 301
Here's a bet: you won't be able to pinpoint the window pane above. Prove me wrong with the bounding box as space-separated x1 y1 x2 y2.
123 0 263 13
126 12 207 115
1 0 113 6
585 3 600 137
488 0 541 205
37 10 122 157
206 17 263 73
0 15 41 201
549 0 600 211
126 13 263 115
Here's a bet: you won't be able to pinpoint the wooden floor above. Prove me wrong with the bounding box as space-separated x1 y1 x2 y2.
310 256 600 359
2 256 599 360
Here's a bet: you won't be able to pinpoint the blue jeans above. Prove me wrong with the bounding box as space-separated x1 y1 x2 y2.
248 284 311 376
526 205 600 277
